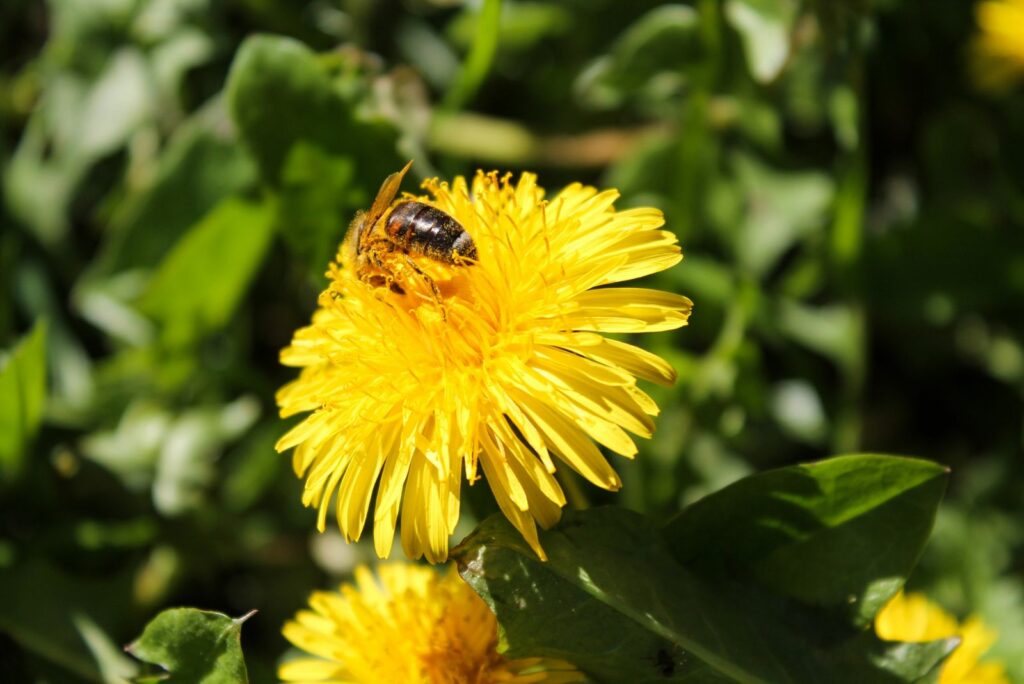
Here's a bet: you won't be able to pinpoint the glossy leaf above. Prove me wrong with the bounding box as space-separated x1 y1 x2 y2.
455 507 955 684
664 454 949 626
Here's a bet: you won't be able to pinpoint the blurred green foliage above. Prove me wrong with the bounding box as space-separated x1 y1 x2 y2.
1 0 1023 681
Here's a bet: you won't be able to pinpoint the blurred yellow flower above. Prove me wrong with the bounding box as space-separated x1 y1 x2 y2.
875 591 1009 684
280 563 583 684
973 0 1024 89
276 169 689 562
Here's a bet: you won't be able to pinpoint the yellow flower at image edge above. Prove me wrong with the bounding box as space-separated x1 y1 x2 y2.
280 563 582 684
974 0 1024 89
875 591 1009 684
276 169 690 562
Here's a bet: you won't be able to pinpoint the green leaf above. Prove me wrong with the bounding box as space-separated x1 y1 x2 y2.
725 0 799 83
96 115 257 277
446 1 571 55
0 320 47 480
138 197 275 345
455 507 954 684
775 298 862 371
152 397 260 516
277 142 360 280
664 454 949 626
126 608 253 683
575 5 700 111
225 34 398 187
731 152 834 277
4 48 154 245
0 558 134 682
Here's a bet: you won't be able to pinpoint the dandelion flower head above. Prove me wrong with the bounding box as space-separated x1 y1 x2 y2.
279 563 582 684
973 0 1024 90
875 590 1009 684
276 167 691 562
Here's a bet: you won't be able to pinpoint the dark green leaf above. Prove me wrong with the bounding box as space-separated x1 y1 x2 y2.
455 508 954 684
0 558 134 682
664 454 949 626
127 608 253 683
0 320 47 480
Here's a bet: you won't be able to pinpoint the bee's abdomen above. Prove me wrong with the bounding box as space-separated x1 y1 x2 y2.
385 201 477 263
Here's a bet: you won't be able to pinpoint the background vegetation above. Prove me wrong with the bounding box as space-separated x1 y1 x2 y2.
1 0 1023 681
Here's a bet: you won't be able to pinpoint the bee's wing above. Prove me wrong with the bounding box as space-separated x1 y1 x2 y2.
364 160 414 228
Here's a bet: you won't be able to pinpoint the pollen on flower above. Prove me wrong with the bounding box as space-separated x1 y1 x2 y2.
279 563 583 684
275 168 691 562
875 591 1009 684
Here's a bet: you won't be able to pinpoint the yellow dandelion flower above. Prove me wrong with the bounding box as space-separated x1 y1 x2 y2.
973 0 1024 90
275 167 690 562
280 563 583 684
875 591 1009 684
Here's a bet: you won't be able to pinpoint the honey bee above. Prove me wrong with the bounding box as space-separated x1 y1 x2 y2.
345 161 477 305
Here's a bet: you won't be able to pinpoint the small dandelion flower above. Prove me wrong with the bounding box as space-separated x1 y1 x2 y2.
279 563 583 684
875 591 1009 684
276 166 690 562
973 0 1024 90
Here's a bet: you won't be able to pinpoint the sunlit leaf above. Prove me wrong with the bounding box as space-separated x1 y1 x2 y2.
455 506 955 684
0 320 47 480
138 197 275 345
725 0 798 83
664 454 949 626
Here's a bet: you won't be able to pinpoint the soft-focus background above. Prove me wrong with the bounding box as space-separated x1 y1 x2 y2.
1 0 1023 681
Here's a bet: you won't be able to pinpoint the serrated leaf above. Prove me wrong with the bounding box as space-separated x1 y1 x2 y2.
0 320 47 480
455 508 954 684
126 608 253 684
138 197 275 345
664 454 949 626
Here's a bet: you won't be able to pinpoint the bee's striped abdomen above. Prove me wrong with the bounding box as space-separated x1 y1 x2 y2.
385 201 478 263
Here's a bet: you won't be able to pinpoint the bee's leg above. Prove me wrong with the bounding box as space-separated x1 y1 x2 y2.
401 255 447 321
361 239 404 293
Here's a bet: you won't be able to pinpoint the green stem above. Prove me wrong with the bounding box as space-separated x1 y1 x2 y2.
831 48 869 454
441 0 502 112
